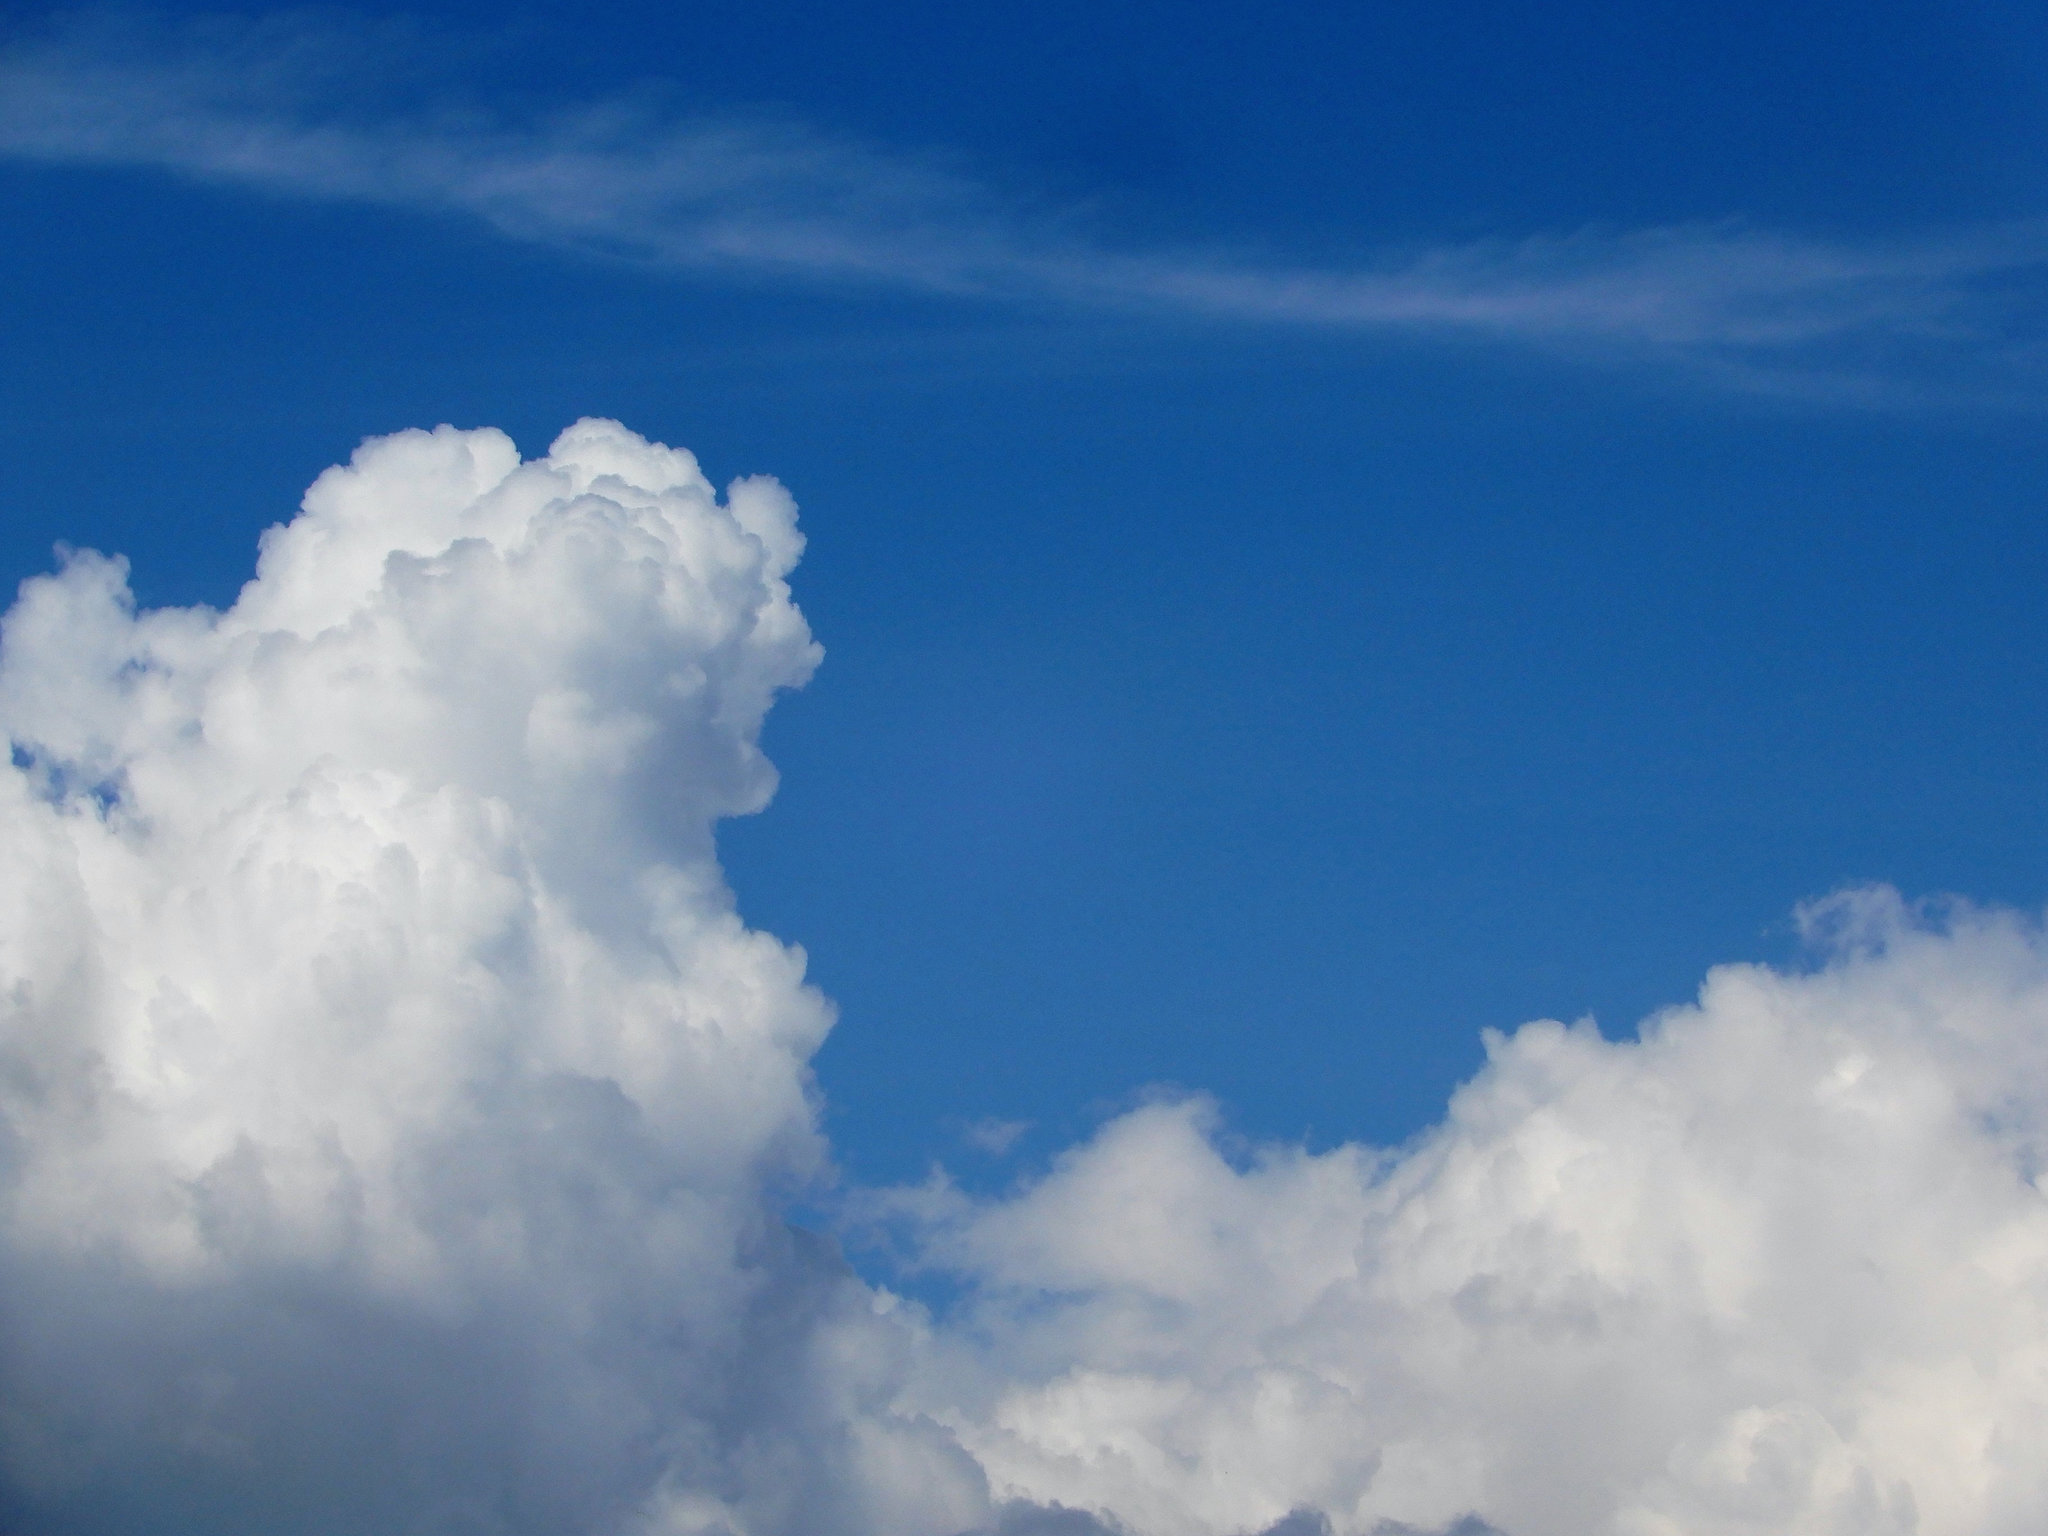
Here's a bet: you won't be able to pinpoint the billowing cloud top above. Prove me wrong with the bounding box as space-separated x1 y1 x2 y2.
0 421 980 1536
6 421 2048 1536
900 894 2048 1536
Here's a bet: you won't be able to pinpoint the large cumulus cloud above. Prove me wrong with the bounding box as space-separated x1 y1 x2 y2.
6 419 2048 1536
0 420 982 1536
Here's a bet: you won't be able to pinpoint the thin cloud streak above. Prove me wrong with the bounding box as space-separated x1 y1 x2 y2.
5 17 2048 400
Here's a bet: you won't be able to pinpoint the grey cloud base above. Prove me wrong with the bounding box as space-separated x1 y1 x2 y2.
4 422 2048 1536
979 1502 1438 1536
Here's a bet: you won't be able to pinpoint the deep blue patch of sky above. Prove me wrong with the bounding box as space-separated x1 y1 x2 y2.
2 1 2047 1188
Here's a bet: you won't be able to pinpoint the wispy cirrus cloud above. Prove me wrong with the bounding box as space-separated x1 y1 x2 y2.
5 13 2048 402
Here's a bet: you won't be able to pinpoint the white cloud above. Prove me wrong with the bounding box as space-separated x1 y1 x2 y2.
890 889 2048 1536
0 419 985 1535
964 1119 1033 1156
4 15 2048 403
9 419 2048 1536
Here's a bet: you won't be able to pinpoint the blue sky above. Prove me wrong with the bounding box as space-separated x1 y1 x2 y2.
4 0 2048 1198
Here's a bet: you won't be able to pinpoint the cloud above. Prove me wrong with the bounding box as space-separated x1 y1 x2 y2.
5 13 2048 402
0 419 987 1535
964 1119 1033 1157
10 420 2048 1536
885 888 2048 1536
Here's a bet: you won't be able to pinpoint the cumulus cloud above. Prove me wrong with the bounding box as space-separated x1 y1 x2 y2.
0 419 985 1535
5 14 2048 402
889 890 2048 1536
8 419 2048 1536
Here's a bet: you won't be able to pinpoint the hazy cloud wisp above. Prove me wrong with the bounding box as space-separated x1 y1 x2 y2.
5 16 2048 400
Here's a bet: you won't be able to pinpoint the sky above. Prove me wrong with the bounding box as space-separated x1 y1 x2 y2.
3 5 2048 1536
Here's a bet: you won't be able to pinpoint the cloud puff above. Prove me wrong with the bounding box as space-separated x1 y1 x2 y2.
6 14 2048 403
892 891 2048 1536
0 419 987 1536
9 419 2048 1536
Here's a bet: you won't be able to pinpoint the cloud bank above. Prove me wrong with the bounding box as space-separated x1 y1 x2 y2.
894 890 2048 1536
7 422 2048 1536
5 14 2048 401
